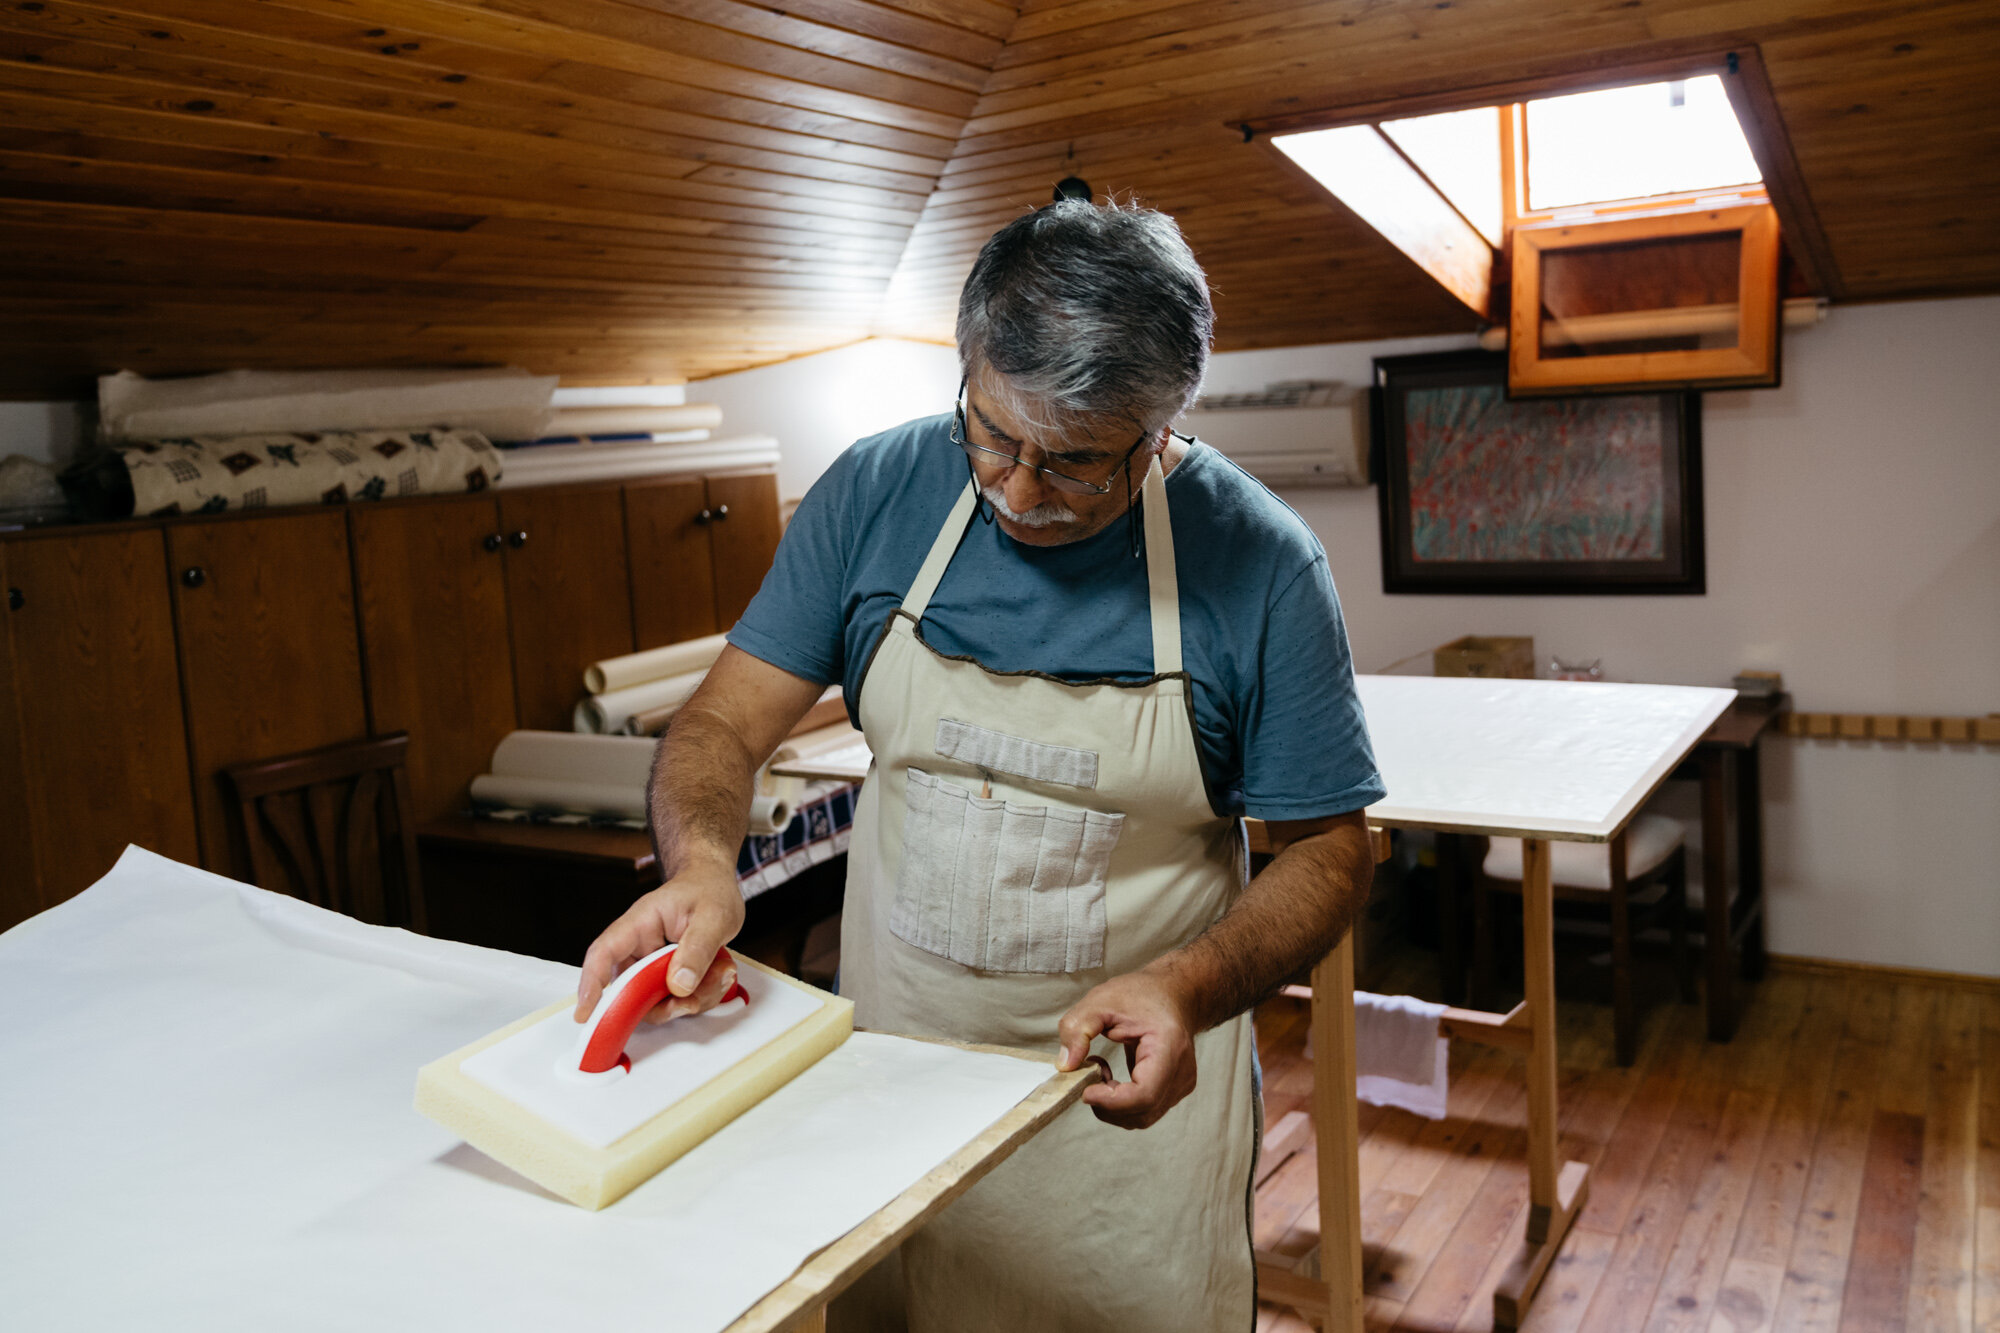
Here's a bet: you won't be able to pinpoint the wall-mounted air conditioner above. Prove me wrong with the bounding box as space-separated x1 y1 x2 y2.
1178 380 1370 488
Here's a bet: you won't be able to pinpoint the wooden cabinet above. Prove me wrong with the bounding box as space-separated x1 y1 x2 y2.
0 467 779 924
350 498 517 825
498 487 635 731
0 528 197 922
706 472 782 627
167 511 368 871
626 471 781 645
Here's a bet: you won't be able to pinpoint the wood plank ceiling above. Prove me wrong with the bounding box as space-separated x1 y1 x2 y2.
2 0 1995 399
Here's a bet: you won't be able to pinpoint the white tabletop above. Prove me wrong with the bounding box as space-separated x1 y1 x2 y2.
0 849 1051 1333
1356 675 1735 842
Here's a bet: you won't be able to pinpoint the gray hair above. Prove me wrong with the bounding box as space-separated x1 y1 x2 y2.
955 199 1213 442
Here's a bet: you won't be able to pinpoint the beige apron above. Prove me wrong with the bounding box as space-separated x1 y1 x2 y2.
834 457 1258 1333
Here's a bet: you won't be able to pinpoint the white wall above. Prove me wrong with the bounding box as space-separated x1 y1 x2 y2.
686 337 961 503
1204 297 2000 977
0 401 88 469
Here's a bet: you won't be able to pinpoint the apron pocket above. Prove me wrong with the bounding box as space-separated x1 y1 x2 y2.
890 767 1122 974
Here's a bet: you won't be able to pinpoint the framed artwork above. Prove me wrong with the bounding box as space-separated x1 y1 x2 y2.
1372 350 1704 594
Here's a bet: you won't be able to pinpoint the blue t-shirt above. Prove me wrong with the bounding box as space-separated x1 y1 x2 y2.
727 414 1385 821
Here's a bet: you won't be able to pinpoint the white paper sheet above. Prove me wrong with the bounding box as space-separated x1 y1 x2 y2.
1356 675 1734 840
0 848 1054 1333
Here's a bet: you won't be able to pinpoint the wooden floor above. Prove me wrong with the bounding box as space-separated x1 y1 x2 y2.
1251 949 1997 1332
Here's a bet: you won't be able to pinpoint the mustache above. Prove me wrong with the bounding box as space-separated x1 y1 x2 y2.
981 484 1078 527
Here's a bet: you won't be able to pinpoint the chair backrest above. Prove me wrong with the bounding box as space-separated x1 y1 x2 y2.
220 732 424 930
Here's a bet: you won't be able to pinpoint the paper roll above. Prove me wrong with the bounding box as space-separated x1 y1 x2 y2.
577 669 707 734
494 436 780 489
621 705 678 737
544 405 723 437
586 632 730 696
775 722 862 762
468 775 648 820
490 731 657 788
746 794 793 836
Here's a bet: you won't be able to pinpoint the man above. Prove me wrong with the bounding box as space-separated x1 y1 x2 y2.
574 200 1383 1331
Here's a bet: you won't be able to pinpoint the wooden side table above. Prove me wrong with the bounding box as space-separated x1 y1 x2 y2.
416 815 844 972
1686 692 1783 1040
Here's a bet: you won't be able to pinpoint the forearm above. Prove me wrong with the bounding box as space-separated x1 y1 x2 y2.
645 700 762 879
1146 816 1373 1033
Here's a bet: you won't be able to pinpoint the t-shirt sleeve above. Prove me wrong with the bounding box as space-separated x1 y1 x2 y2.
1235 556 1386 821
724 454 854 687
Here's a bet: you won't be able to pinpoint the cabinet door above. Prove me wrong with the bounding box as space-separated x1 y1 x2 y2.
624 477 719 647
499 487 635 731
0 545 33 926
169 512 369 872
705 471 783 628
2 529 198 917
351 498 516 823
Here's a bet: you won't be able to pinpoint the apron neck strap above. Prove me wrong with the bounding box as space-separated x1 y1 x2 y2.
901 481 978 621
900 455 1185 677
1140 453 1181 675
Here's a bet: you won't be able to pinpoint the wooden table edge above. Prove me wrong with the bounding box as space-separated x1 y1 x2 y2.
723 1036 1096 1333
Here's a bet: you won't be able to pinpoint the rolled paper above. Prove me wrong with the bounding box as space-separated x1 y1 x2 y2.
621 704 679 737
585 632 730 696
494 436 779 489
468 775 647 821
489 731 657 788
580 669 707 735
544 405 723 437
746 793 793 836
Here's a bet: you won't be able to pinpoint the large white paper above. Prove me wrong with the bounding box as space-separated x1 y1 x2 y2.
1356 675 1734 840
0 848 1052 1333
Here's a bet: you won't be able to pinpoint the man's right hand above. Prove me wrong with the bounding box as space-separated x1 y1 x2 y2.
573 854 746 1025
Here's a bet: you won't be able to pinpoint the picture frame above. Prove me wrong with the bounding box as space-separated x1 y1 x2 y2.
1372 350 1704 595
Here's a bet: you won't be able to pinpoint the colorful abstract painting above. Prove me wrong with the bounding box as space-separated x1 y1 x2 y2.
1405 383 1665 563
1373 351 1703 594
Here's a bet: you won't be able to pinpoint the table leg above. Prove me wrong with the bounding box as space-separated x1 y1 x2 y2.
1312 936 1365 1333
1493 837 1590 1328
1436 833 1467 1006
1699 747 1735 1040
1736 745 1768 981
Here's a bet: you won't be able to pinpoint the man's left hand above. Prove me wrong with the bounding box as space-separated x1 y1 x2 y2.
1055 969 1197 1130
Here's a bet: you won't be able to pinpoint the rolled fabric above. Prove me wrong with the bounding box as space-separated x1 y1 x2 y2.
585 632 730 696
746 793 793 836
578 668 707 735
543 404 723 437
467 775 647 821
775 722 862 763
489 731 657 787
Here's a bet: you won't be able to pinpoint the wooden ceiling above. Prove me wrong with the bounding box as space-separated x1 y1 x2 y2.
2 0 1995 399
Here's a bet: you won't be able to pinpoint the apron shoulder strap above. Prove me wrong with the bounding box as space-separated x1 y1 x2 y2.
1142 455 1182 675
902 481 979 619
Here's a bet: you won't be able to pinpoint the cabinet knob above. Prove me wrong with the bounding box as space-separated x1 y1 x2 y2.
5 587 20 611
713 504 730 521
507 529 528 549
694 508 714 526
181 567 207 589
483 533 504 552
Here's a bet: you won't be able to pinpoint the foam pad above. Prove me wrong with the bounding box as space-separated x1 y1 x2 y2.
416 955 852 1210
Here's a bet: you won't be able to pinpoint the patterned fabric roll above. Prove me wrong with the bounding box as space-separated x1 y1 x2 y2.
115 429 503 517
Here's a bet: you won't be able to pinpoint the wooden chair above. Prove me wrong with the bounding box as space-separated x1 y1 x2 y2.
221 732 426 931
1472 813 1693 1066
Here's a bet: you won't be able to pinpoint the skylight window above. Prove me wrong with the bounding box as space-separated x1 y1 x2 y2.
1524 76 1761 210
1378 106 1502 245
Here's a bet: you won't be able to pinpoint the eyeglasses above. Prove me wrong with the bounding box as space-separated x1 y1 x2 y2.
951 389 1149 496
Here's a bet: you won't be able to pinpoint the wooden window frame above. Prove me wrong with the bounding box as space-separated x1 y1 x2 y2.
1240 42 1840 301
1508 201 1782 393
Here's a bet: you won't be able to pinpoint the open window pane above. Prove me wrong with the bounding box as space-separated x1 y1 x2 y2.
1379 106 1503 246
1535 231 1743 358
1525 75 1761 210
